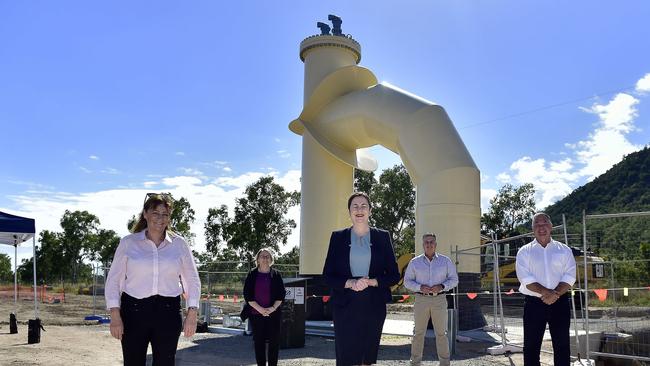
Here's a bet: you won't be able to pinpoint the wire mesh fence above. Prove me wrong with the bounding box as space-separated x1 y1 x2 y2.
450 211 650 364
583 210 650 363
193 261 300 326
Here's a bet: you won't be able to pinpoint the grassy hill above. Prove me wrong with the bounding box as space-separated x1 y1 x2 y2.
542 147 650 288
545 146 650 219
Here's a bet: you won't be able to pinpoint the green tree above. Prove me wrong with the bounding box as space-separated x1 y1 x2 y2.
481 183 536 239
204 176 300 263
275 246 299 265
170 196 196 243
60 210 100 282
639 242 650 279
17 230 63 283
370 165 416 256
204 205 232 256
354 169 376 194
18 211 117 284
0 253 12 282
87 229 121 266
354 164 417 257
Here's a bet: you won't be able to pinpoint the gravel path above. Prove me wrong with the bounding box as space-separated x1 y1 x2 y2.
0 324 556 365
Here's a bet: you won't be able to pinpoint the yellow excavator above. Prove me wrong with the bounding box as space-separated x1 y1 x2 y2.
390 247 605 294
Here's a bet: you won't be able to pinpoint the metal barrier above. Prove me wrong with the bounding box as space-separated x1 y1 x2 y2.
583 210 650 363
195 261 299 325
453 223 590 362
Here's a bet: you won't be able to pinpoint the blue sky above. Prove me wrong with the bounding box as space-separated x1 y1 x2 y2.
2 1 649 263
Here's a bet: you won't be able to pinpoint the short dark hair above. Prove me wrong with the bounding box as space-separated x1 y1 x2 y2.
347 191 372 210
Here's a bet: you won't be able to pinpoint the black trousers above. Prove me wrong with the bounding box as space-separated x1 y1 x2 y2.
249 314 281 366
523 294 571 366
332 288 386 366
120 293 182 366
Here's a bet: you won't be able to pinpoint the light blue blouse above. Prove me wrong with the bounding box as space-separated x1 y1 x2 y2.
349 230 371 277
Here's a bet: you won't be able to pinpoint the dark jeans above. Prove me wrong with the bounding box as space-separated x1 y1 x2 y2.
523 294 570 366
120 293 182 366
250 314 281 366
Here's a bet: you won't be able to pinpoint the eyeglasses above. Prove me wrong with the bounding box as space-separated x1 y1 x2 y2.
350 204 369 211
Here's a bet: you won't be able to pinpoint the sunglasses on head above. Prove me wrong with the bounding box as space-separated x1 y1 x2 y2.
144 192 173 205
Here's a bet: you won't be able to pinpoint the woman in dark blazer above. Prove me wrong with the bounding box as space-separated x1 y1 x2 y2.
241 248 286 366
322 192 400 366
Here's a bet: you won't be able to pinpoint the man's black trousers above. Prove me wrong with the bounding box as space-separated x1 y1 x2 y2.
523 294 571 366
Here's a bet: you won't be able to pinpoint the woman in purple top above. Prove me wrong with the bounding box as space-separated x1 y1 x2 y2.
241 248 286 366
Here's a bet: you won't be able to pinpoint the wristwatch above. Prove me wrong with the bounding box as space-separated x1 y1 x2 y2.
188 306 198 311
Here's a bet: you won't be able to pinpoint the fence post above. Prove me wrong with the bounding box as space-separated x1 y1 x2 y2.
563 214 582 360
207 271 211 299
453 244 459 312
92 264 98 316
494 241 507 347
491 234 498 332
582 210 591 362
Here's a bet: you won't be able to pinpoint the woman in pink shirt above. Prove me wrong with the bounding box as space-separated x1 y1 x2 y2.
105 193 201 366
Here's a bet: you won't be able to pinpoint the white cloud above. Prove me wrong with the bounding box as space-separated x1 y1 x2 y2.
222 166 232 172
162 176 203 187
575 93 641 181
480 188 497 214
175 151 185 156
213 172 266 189
6 180 55 190
277 150 291 159
636 73 650 93
495 173 511 184
2 170 302 264
89 155 99 160
493 72 648 210
79 166 92 173
143 181 158 188
179 167 205 177
100 167 121 175
508 157 578 209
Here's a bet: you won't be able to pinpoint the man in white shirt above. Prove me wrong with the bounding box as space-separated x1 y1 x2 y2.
404 232 459 366
516 212 576 366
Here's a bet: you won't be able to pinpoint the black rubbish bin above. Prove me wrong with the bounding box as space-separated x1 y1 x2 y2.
279 278 306 349
10 313 18 334
28 318 44 344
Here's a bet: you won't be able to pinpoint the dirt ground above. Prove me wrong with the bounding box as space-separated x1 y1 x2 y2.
0 294 559 365
0 324 548 366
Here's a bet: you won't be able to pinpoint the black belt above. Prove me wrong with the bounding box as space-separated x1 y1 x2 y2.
416 292 445 296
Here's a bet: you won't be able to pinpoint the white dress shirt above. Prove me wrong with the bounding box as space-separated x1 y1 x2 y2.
516 238 576 297
105 230 201 309
404 253 459 293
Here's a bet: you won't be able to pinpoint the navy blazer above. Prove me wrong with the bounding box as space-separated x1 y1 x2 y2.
322 227 400 306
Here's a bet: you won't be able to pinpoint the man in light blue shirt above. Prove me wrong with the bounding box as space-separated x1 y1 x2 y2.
404 232 458 366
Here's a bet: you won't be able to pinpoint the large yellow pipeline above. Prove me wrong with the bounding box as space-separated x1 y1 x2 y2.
292 34 480 274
